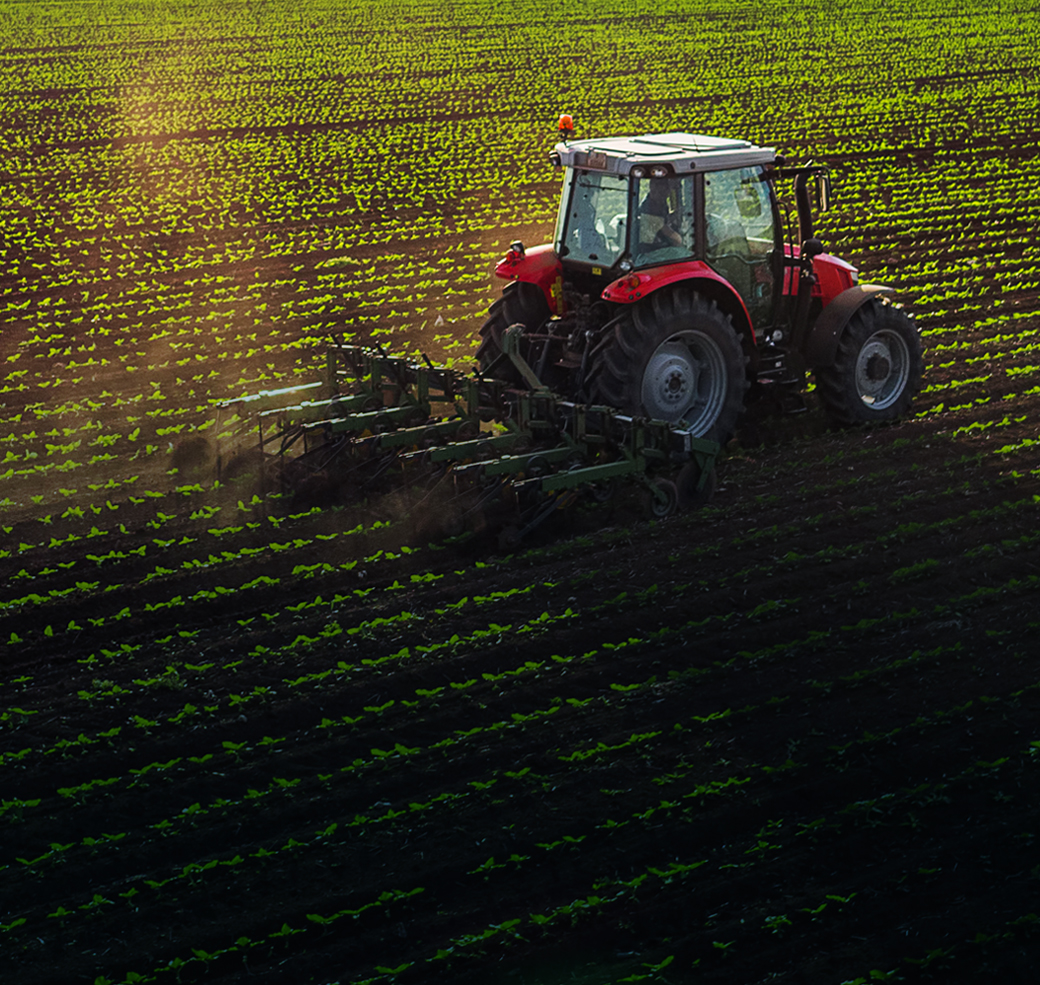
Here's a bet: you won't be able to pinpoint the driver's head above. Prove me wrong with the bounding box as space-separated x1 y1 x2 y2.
643 178 680 213
645 179 669 201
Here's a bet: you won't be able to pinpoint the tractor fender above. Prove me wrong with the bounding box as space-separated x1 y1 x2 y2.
805 284 895 369
601 261 755 345
494 244 564 314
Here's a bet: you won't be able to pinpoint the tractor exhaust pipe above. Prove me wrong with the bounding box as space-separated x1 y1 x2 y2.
790 166 830 348
792 236 823 349
795 171 814 243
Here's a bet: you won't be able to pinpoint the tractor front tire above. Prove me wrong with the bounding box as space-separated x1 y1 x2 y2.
814 298 923 427
586 287 748 442
475 281 551 385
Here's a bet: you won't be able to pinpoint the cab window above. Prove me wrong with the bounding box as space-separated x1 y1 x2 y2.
704 167 775 260
558 170 628 266
631 175 695 268
703 167 777 328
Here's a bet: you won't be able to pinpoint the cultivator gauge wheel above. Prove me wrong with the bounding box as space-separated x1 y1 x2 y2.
641 478 679 519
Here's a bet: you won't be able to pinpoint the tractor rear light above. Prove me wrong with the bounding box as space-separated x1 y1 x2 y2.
509 240 525 260
625 274 641 289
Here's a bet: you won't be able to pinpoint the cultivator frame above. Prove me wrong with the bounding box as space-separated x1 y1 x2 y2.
219 330 720 544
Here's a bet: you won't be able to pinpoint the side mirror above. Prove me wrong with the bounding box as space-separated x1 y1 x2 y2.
815 173 832 212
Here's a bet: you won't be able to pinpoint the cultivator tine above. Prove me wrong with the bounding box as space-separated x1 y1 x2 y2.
361 447 404 489
225 342 722 534
518 488 576 539
220 381 326 415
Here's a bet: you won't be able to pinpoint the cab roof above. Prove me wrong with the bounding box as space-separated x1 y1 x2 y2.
554 132 777 175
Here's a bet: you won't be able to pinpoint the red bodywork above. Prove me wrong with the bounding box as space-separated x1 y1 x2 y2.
495 244 564 314
782 245 858 303
808 253 857 302
601 261 756 341
495 244 858 334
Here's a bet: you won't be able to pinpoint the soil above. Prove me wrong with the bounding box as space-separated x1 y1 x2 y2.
3 344 1040 985
2 12 1039 980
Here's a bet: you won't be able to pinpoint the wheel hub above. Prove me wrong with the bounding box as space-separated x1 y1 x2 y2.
641 335 726 432
855 331 909 408
648 361 693 408
865 352 891 381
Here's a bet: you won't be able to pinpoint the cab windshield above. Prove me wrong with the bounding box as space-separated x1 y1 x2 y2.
557 170 628 267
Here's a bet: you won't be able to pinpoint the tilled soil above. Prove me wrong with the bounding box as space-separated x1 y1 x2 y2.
3 387 1040 984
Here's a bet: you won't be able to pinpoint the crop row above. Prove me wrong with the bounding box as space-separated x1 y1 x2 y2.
5 677 1035 983
5 559 1036 901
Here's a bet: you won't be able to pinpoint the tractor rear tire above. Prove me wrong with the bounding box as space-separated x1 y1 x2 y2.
586 287 748 442
476 281 551 385
814 298 923 427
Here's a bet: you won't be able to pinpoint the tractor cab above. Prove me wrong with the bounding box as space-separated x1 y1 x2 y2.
551 133 784 330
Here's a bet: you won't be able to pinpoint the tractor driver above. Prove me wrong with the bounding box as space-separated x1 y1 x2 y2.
636 178 683 249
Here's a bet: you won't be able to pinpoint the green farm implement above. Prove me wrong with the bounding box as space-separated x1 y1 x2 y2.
219 329 720 546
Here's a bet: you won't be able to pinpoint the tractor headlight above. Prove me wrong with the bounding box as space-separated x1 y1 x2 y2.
649 165 669 178
631 166 646 178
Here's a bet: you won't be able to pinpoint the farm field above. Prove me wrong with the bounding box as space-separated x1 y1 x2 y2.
2 1 1040 983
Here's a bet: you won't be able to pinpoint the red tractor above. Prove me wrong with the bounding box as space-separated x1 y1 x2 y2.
476 120 923 441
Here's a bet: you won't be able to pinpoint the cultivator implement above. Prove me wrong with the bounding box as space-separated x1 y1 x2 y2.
218 329 720 545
